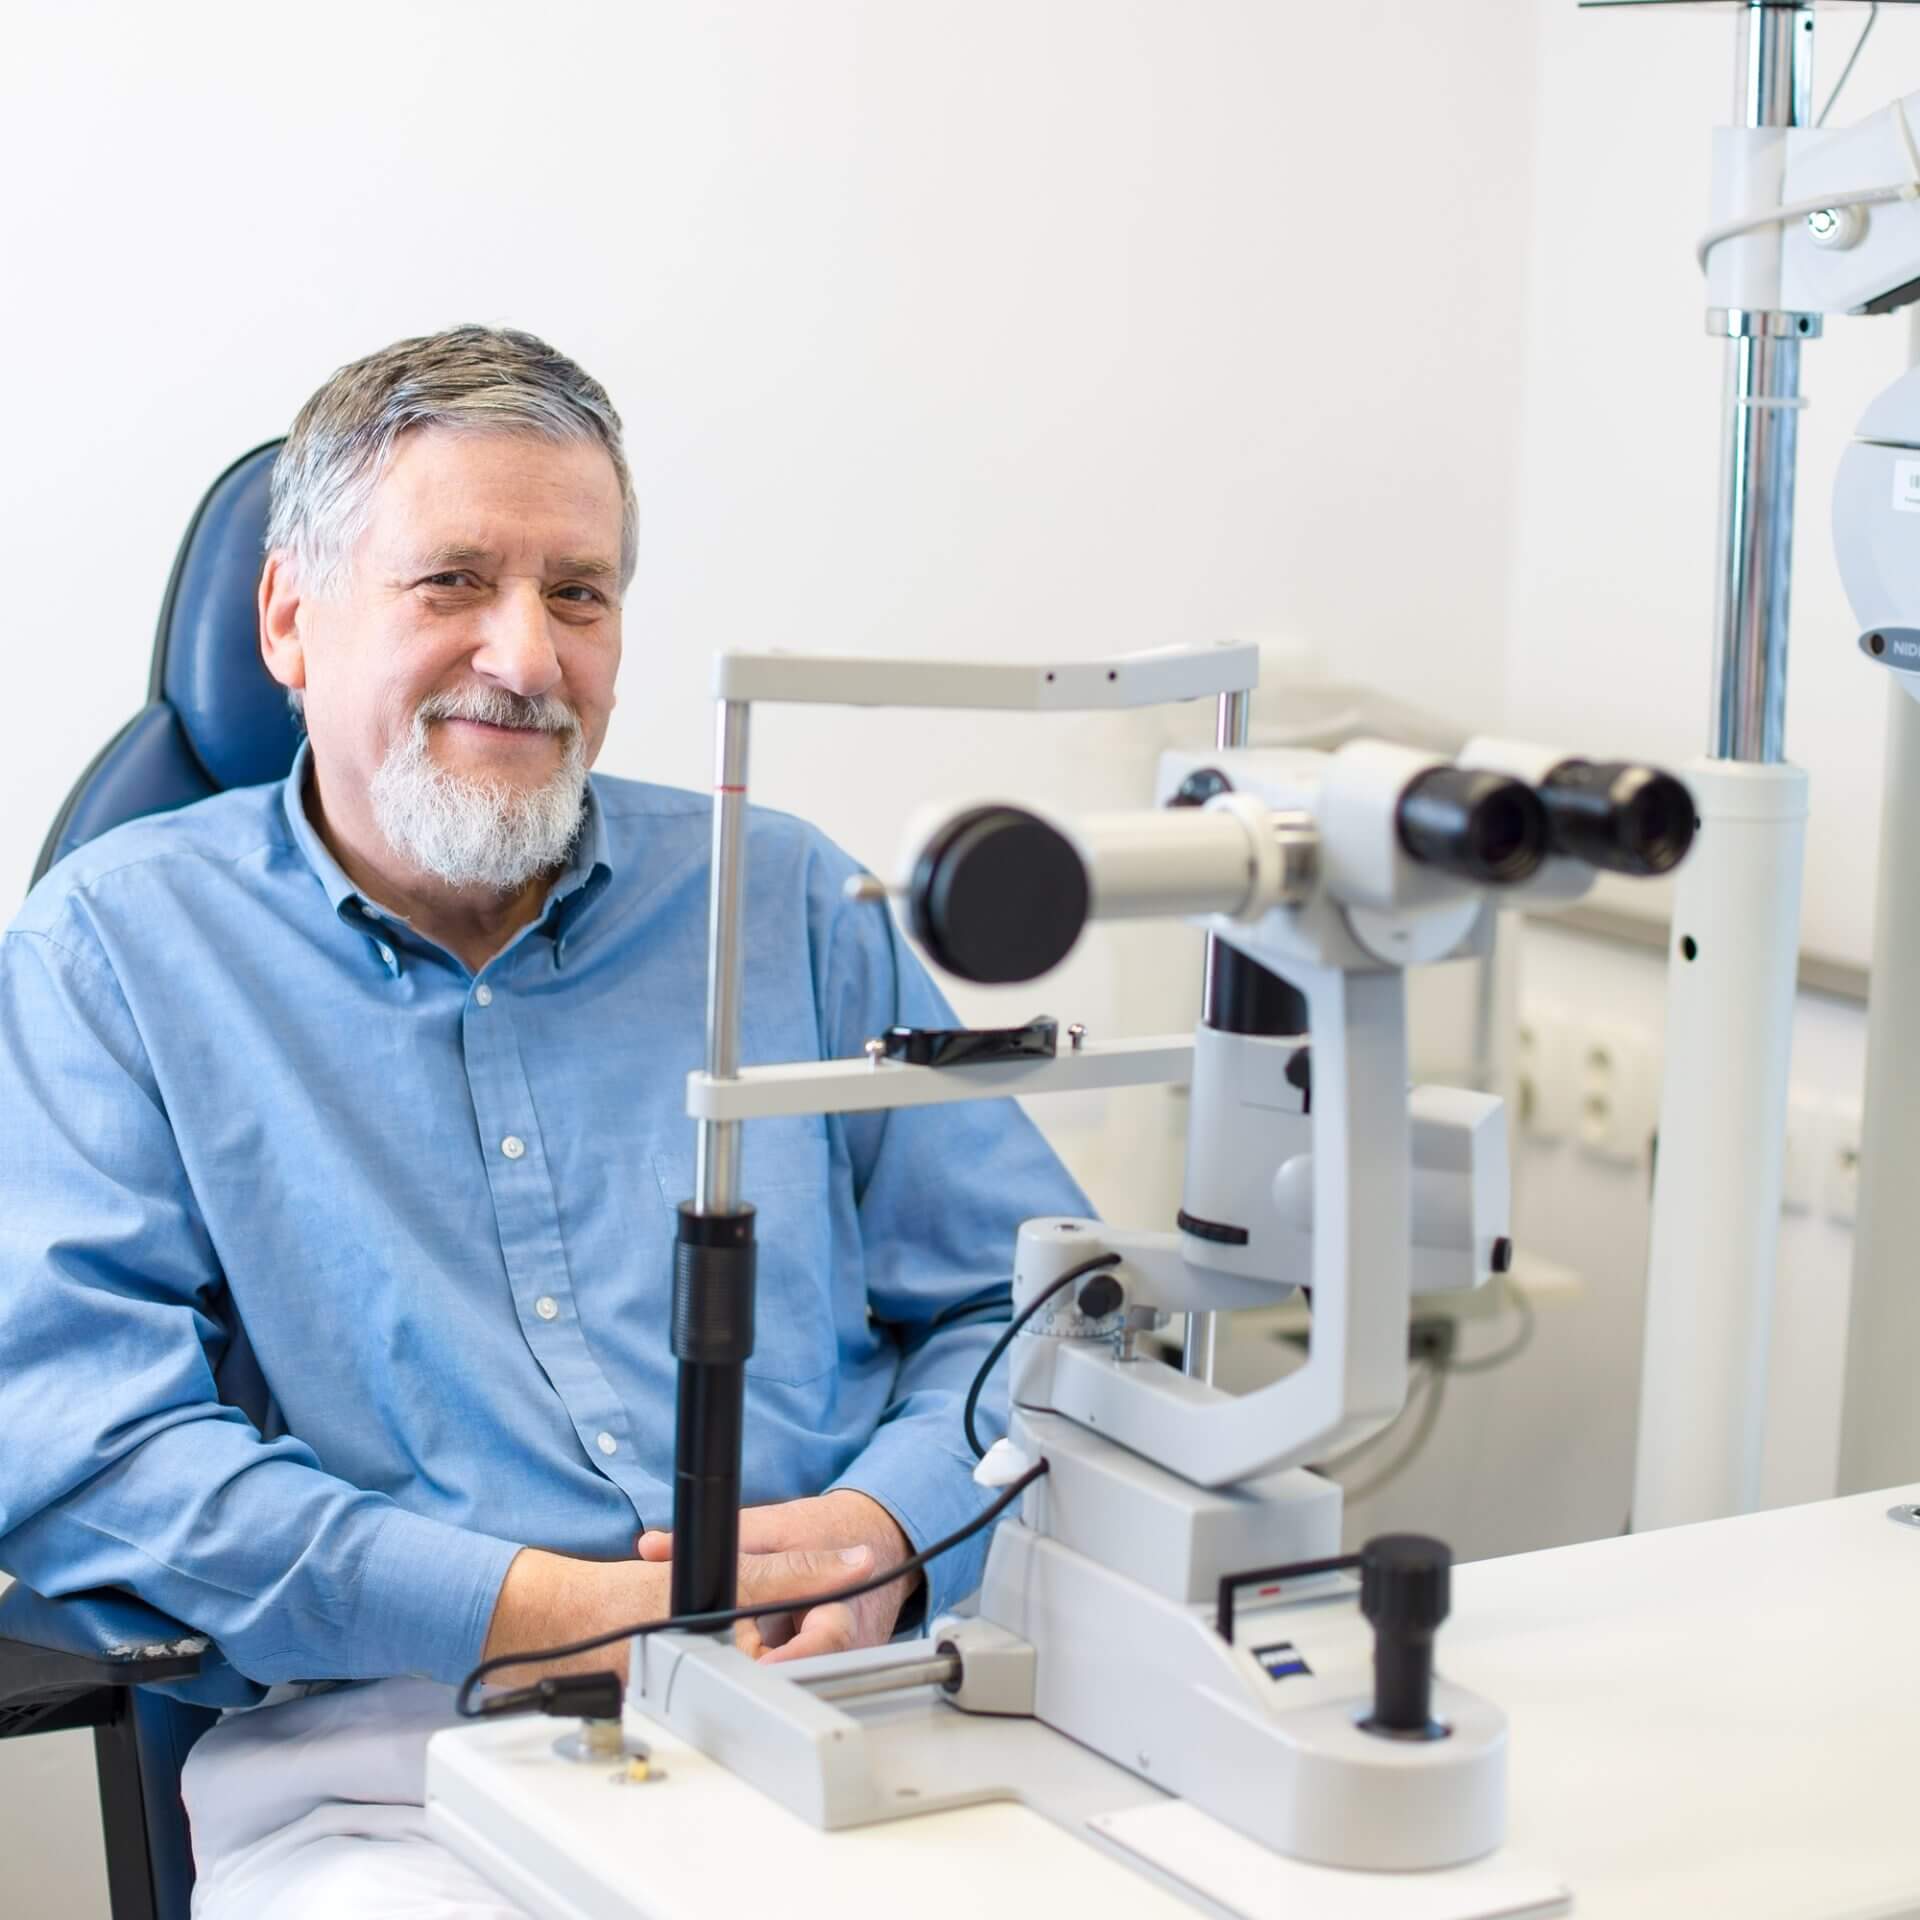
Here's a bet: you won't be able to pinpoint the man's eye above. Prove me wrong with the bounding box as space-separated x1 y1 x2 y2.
422 571 479 590
552 585 606 606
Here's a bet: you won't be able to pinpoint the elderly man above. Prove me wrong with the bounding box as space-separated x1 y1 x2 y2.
0 326 1084 1915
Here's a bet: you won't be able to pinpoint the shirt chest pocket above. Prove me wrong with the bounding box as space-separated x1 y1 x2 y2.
648 1138 841 1389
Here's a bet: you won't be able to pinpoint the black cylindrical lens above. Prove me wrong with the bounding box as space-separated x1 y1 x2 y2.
1539 761 1696 876
1396 769 1547 886
907 805 1090 984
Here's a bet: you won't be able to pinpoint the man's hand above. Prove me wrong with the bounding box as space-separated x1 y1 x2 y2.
479 1537 877 1688
638 1489 919 1663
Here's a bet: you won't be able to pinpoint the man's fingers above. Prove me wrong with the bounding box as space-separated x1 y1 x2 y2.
759 1603 859 1665
736 1543 873 1610
733 1505 802 1554
636 1530 671 1561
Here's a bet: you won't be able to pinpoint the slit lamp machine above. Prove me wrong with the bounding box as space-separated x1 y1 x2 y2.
530 640 1693 1893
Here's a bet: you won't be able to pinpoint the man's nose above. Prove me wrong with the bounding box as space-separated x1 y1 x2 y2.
472 581 563 698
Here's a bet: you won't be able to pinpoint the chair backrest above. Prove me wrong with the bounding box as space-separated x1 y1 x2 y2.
35 440 297 883
26 439 295 1920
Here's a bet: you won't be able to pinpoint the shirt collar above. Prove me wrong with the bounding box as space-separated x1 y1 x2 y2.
280 740 615 971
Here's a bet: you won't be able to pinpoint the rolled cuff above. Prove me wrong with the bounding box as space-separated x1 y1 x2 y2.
829 1419 1003 1629
348 1505 522 1685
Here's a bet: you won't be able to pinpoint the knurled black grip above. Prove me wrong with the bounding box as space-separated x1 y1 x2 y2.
672 1204 757 1365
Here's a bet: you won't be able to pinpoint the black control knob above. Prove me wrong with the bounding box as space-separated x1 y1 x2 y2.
1358 1533 1452 1740
1397 769 1547 887
1538 760 1696 876
907 806 1091 985
1076 1272 1125 1319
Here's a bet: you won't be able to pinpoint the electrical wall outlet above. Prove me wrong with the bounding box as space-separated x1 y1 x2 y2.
1575 1024 1656 1166
1516 1004 1576 1141
1822 1101 1863 1226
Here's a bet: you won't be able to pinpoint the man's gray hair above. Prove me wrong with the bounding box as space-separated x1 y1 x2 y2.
266 325 638 597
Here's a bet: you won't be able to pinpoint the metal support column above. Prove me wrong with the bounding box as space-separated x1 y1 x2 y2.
1634 0 1815 1528
1184 687 1251 1386
670 699 757 1622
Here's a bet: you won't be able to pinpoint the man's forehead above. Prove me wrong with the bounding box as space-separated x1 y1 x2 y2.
367 430 623 572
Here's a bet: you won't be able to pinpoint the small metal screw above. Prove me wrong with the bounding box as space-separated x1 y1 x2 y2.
1067 1023 1087 1051
1806 205 1866 252
865 1038 887 1069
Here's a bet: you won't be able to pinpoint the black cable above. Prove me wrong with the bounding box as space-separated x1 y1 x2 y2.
962 1252 1121 1460
455 1458 1050 1721
927 1281 1014 1331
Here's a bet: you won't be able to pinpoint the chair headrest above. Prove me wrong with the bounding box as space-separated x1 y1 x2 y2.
157 441 302 792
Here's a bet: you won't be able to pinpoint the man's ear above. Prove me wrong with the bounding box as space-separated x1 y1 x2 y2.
259 551 307 695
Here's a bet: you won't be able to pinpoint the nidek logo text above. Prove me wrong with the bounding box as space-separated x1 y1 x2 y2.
1894 639 1920 661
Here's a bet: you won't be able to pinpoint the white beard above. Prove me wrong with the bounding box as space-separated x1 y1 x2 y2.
371 687 588 894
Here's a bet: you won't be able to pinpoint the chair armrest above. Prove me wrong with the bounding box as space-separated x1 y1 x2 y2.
0 1585 205 1738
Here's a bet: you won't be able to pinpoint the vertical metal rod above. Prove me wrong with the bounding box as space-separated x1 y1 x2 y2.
1710 326 1805 762
696 700 751 1212
1185 687 1252 1385
673 696 755 1627
1709 1 1813 765
1735 0 1812 129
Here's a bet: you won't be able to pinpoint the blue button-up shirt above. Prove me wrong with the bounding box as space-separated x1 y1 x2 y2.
0 746 1086 1693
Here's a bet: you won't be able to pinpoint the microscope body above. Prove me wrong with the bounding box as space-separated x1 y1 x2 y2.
930 740 1567 1870
637 692 1687 1880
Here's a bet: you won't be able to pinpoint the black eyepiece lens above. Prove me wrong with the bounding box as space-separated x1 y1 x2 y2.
1397 769 1547 886
907 806 1090 984
1540 763 1695 876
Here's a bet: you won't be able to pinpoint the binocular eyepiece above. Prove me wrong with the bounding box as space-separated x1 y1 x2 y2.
1396 769 1547 887
1397 759 1695 886
1535 760 1696 877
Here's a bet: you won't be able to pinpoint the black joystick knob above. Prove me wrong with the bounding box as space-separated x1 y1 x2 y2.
1358 1533 1452 1741
1397 769 1547 886
907 806 1091 985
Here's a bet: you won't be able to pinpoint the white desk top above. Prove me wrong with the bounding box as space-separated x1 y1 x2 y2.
428 1485 1920 1920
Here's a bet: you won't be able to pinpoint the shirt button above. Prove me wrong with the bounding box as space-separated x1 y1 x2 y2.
378 945 396 966
596 1432 618 1456
501 1135 526 1160
475 983 494 1007
535 1295 559 1321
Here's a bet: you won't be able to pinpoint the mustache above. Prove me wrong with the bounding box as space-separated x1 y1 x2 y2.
414 687 580 736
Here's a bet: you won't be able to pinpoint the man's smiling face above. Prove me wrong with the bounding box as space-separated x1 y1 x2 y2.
265 426 626 895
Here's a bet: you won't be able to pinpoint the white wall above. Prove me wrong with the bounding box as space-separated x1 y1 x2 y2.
0 2 1544 1907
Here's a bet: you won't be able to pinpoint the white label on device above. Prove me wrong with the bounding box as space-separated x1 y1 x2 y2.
1893 459 1920 514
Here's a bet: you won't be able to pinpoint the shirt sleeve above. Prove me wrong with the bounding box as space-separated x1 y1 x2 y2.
806 844 1095 1624
0 927 521 1687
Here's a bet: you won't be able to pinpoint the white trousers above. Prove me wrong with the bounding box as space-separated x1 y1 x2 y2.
183 1677 531 1918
